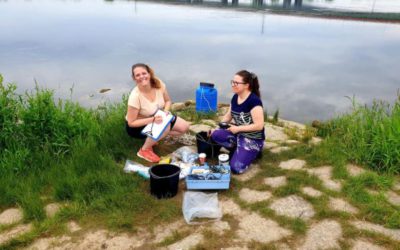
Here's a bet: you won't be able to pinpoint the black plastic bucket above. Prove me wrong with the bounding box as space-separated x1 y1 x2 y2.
149 164 181 199
196 131 221 158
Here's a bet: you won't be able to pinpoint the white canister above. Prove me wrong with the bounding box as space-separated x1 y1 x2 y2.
218 154 229 166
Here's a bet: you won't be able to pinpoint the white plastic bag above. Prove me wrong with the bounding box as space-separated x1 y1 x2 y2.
182 191 222 224
172 146 198 163
124 160 150 179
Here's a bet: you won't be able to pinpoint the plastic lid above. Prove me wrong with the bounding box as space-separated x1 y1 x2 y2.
218 154 229 162
200 82 214 88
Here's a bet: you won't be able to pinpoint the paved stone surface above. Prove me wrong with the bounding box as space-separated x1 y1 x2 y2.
301 186 323 198
278 159 306 170
237 213 292 243
329 197 359 214
310 137 323 145
0 208 23 225
45 203 61 218
201 119 218 127
171 102 185 111
189 124 212 134
265 123 289 142
153 220 187 243
385 190 400 206
264 176 287 188
199 220 231 236
298 220 342 250
0 224 32 245
264 141 279 149
270 195 315 220
270 146 290 154
286 139 300 145
351 239 385 250
239 188 272 203
279 119 307 130
351 220 400 241
167 233 203 250
307 166 342 192
393 182 400 191
232 164 260 182
346 164 366 177
25 235 71 250
220 199 246 217
67 221 81 233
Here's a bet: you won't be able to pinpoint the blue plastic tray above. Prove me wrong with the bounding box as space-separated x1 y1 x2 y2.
185 165 230 190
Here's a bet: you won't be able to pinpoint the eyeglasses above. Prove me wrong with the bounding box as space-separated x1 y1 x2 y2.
230 80 246 86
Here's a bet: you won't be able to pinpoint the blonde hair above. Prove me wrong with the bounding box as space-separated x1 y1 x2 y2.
131 63 161 89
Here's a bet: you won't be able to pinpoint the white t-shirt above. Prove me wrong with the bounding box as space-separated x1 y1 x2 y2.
126 81 166 119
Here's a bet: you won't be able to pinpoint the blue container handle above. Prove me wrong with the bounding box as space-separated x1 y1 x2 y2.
200 82 214 88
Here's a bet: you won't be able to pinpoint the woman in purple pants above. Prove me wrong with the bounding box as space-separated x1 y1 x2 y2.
211 70 265 174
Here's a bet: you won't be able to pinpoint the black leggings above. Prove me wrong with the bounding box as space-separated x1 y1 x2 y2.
125 116 177 139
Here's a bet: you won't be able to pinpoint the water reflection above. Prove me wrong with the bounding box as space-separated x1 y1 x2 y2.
0 0 399 123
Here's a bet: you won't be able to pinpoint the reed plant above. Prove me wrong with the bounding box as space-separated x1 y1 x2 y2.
317 95 400 173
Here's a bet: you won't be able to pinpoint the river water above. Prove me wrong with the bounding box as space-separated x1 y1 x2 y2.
1 0 399 122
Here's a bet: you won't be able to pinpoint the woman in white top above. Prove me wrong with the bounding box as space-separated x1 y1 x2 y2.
126 63 190 163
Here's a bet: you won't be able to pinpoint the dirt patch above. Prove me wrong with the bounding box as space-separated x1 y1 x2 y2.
351 220 400 241
307 166 342 192
328 197 359 214
167 233 203 250
232 164 260 182
236 212 292 244
270 195 315 220
346 164 366 177
0 223 32 245
200 220 231 235
264 176 287 188
152 219 187 244
238 188 272 203
297 220 342 250
278 159 306 170
301 186 323 198
385 190 400 206
351 239 385 250
0 208 23 225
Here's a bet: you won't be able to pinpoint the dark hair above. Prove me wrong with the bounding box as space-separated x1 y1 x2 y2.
131 63 161 89
235 70 261 98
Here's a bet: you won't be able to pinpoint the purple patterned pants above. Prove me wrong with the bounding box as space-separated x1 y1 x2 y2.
211 129 264 174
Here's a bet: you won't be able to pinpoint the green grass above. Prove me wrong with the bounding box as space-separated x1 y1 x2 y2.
317 95 400 174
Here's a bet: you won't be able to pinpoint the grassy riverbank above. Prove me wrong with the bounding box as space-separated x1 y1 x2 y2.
0 76 399 248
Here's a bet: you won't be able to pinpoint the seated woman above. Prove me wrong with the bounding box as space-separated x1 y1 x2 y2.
125 63 190 163
211 70 265 174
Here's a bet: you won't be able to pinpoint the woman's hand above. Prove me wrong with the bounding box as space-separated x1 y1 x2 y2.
227 125 241 134
154 115 163 124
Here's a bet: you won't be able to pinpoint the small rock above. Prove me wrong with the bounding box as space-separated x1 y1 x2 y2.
270 146 290 154
171 102 186 111
278 159 306 170
328 197 358 214
351 220 400 241
232 164 260 182
0 224 32 245
167 233 203 250
301 187 323 198
189 124 212 134
351 239 385 250
298 220 342 250
239 188 272 203
45 203 62 218
385 190 400 206
0 208 23 225
270 195 315 220
264 176 287 188
237 213 292 243
184 100 195 106
346 164 366 177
